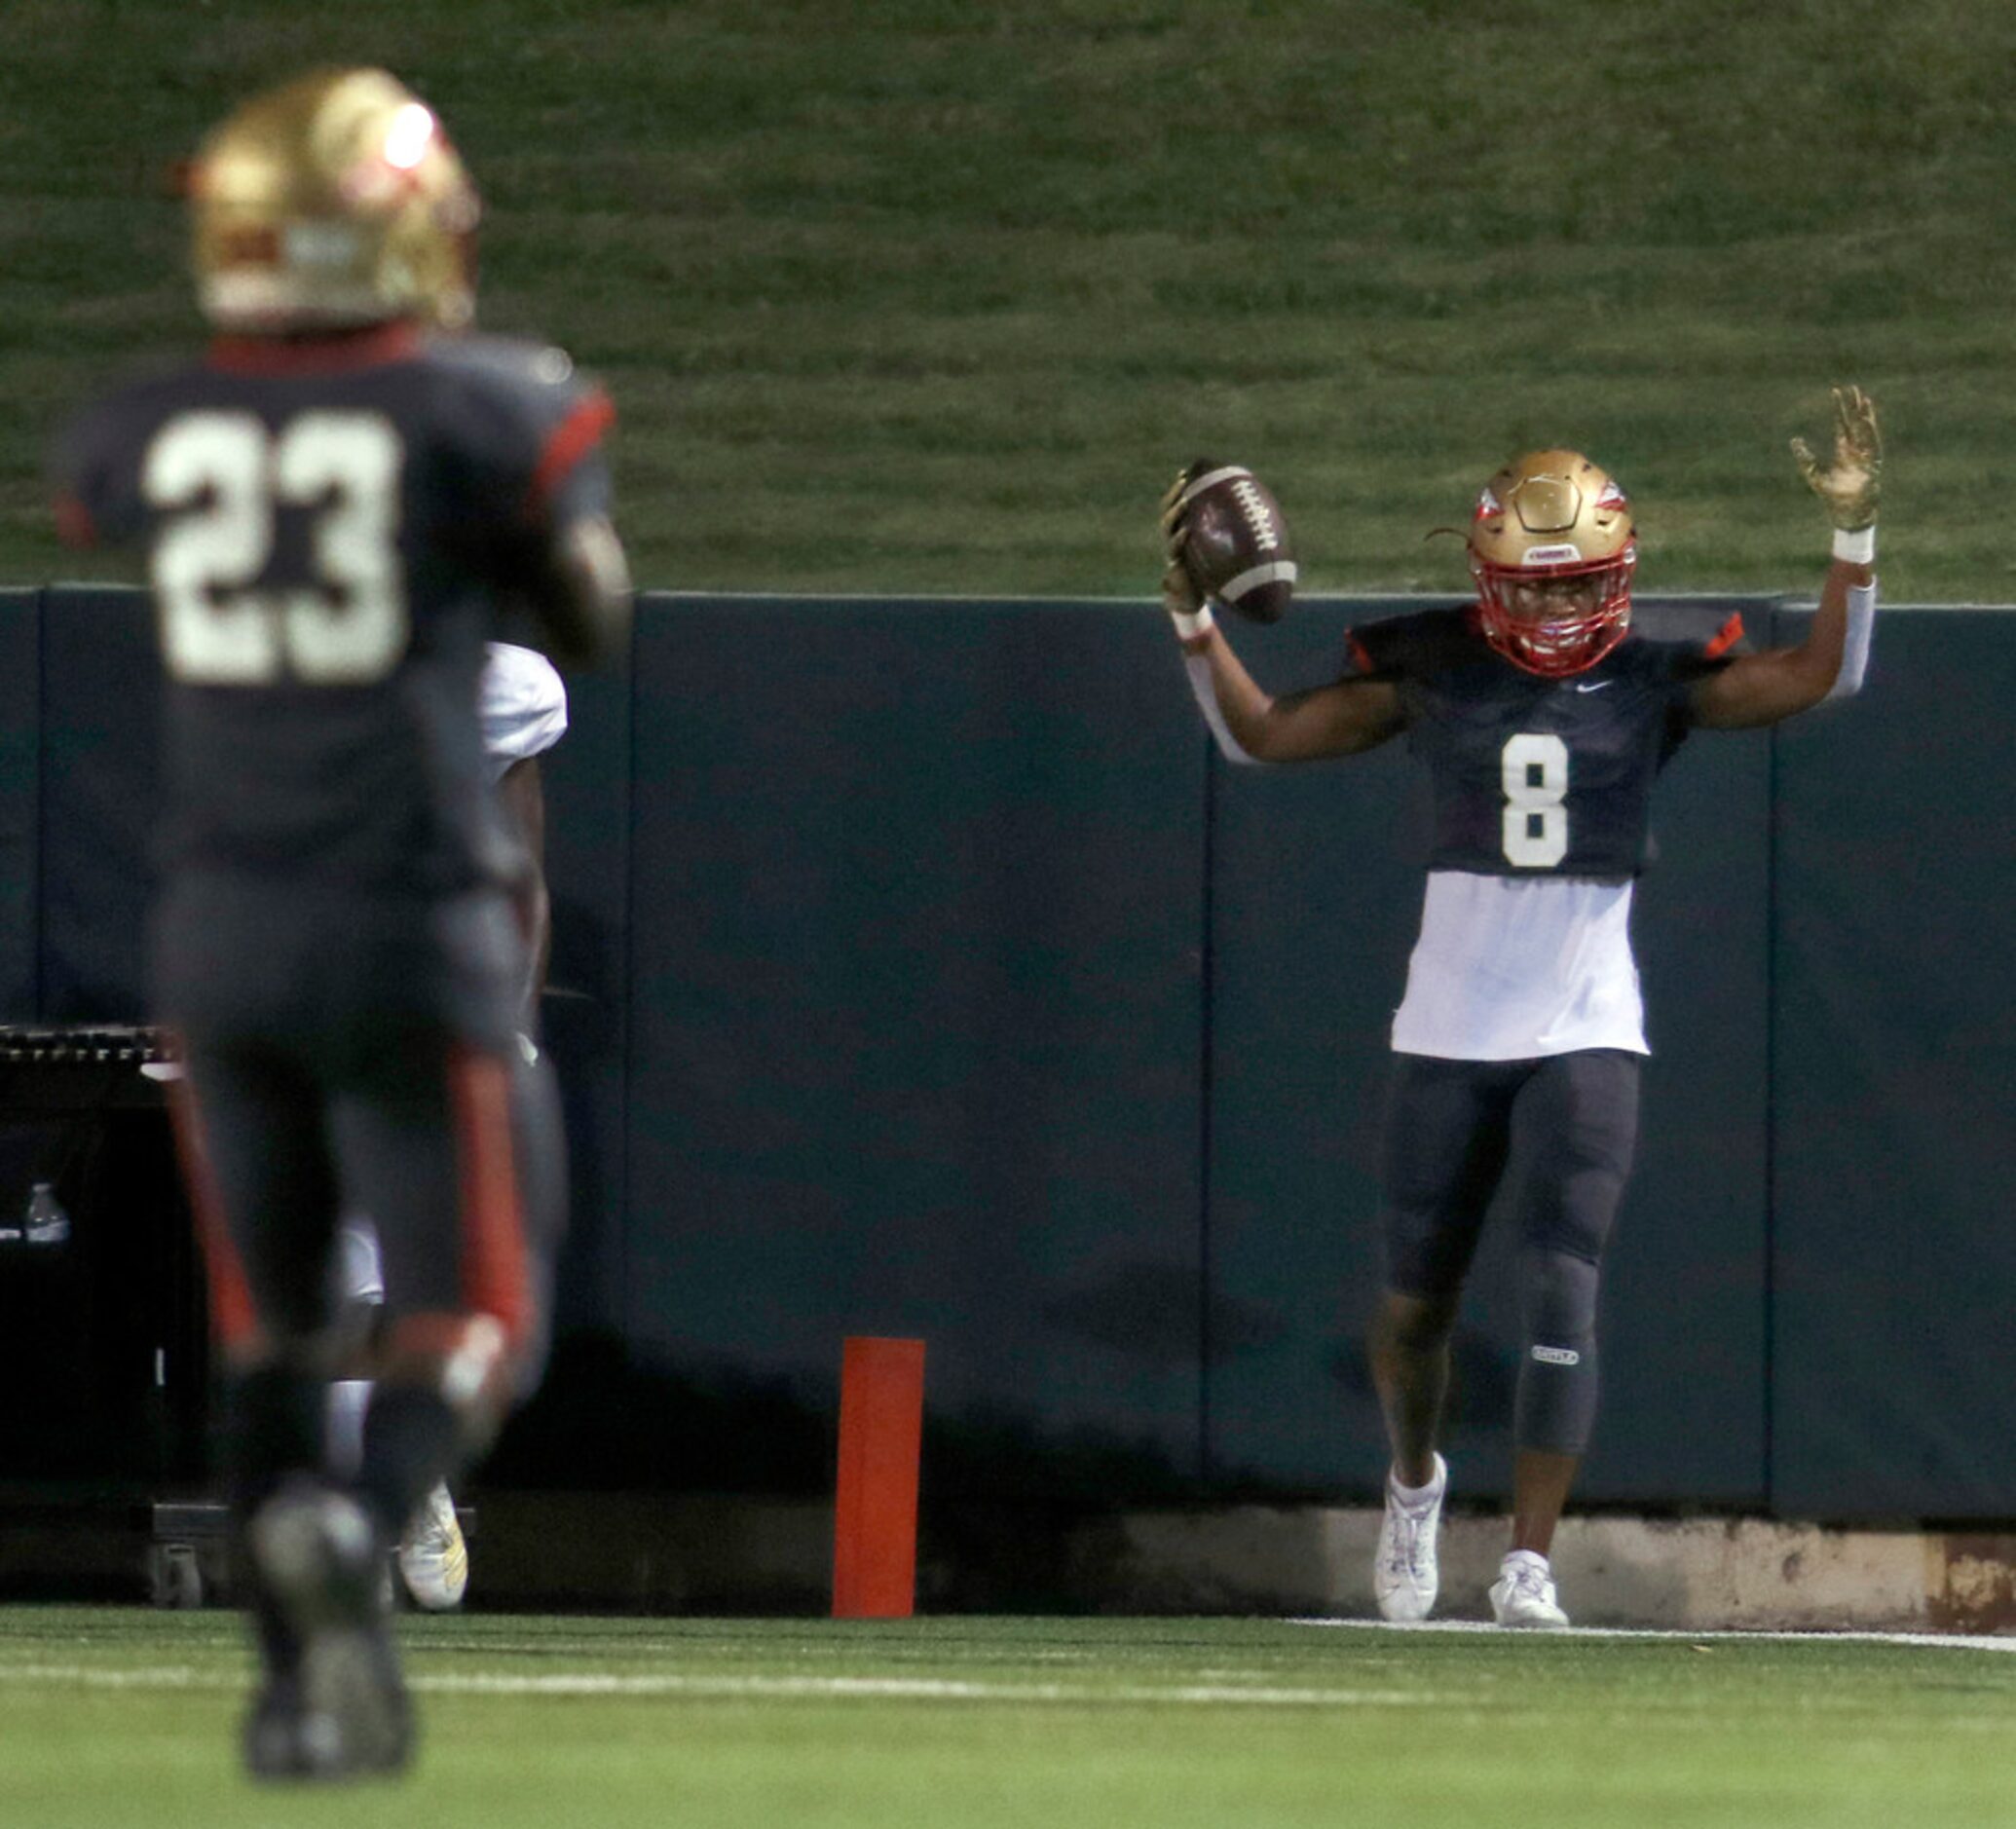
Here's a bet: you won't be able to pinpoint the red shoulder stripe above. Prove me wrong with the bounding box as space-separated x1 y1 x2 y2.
1346 630 1374 673
524 389 616 520
1703 612 1744 658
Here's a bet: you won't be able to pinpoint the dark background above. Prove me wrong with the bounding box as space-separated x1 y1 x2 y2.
0 586 2009 1522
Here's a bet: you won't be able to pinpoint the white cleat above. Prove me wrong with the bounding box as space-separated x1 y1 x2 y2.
1490 1549 1570 1628
1373 1453 1446 1623
396 1483 468 1612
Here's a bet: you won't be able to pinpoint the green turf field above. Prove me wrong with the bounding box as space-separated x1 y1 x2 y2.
1 1608 2011 1827
5 0 2015 601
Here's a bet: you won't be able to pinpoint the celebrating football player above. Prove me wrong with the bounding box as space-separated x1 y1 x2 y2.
1159 388 1880 1627
51 71 629 1777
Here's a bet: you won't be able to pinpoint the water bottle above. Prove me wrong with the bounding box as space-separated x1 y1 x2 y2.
24 1181 70 1246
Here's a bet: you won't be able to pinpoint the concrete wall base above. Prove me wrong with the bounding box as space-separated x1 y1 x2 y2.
11 1490 2013 1630
1088 1508 2016 1632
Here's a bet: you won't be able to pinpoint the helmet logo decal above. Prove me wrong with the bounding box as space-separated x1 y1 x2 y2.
1520 542 1584 566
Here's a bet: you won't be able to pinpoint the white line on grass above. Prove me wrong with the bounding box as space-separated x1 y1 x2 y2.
7 1625 2010 1708
0 1662 205 1689
1288 1619 2016 1651
0 1662 1429 1707
424 1673 1433 1705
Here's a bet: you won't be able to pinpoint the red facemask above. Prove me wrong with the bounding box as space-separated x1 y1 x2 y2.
1470 545 1636 678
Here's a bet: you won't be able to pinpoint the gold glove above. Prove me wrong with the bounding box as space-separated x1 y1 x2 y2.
1159 464 1202 556
1790 385 1881 531
1159 462 1212 610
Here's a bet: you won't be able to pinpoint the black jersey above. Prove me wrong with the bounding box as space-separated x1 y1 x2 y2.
52 324 614 900
1348 606 1737 881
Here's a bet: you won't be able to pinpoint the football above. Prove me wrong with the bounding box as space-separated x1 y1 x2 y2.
1173 461 1298 623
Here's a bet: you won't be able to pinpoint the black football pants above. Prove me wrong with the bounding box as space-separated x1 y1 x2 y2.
1377 1048 1641 1456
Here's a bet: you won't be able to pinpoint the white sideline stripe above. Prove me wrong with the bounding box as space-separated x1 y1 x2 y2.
429 1675 1429 1705
0 1661 1426 1706
1288 1619 2016 1652
0 1662 206 1689
10 1627 2010 1705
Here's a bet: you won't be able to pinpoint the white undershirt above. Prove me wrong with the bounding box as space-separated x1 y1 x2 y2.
1389 871 1648 1061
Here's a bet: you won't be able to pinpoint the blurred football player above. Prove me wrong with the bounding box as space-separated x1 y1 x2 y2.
327 640 570 1611
1159 388 1880 1628
51 70 629 1777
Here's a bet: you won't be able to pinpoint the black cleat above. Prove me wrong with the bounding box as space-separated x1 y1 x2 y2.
245 1481 413 1781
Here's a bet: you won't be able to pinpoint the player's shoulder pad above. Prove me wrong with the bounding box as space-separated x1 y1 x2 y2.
480 641 569 774
1626 599 1751 678
50 362 205 545
424 333 599 427
1345 604 1474 678
423 332 616 519
1628 599 1751 653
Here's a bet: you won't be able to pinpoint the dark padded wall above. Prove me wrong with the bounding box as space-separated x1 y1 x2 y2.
17 587 2010 1519
0 592 39 1020
38 588 160 1021
1770 609 2016 1517
1609 614 1772 1506
1202 599 1772 1505
624 598 1209 1495
1200 605 1427 1497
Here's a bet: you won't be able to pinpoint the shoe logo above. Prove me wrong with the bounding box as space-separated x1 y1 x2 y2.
1574 678 1615 693
1530 1344 1581 1365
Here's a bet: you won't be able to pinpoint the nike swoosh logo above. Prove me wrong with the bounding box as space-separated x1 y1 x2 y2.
1575 679 1616 692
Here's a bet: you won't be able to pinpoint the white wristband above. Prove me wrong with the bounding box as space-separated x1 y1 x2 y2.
1169 603 1214 642
1832 525 1875 564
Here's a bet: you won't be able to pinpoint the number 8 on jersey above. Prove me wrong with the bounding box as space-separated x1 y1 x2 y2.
1501 733 1569 868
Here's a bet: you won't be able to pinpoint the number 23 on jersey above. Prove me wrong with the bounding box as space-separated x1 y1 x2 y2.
143 410 408 686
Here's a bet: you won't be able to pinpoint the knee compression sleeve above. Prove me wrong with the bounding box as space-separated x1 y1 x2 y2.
1513 1243 1601 1455
1508 1050 1637 1455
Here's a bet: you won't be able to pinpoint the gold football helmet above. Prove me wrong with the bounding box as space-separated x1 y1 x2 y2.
1468 449 1637 677
189 68 480 333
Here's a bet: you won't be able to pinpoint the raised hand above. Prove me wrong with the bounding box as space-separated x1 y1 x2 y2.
1791 385 1881 532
